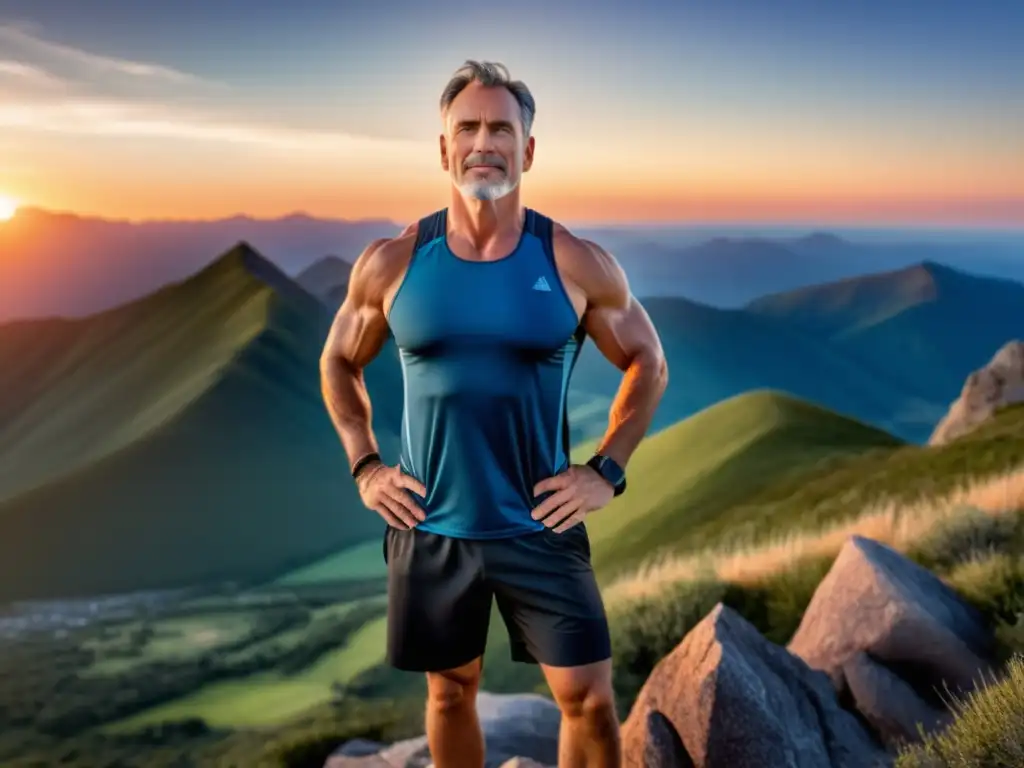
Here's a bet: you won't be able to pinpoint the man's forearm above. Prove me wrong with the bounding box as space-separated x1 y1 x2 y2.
595 350 668 468
321 356 380 469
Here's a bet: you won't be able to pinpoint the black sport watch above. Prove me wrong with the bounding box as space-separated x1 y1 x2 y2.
586 454 627 496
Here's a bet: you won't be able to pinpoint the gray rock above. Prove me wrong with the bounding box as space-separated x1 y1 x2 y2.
325 692 561 768
643 709 694 768
929 339 1024 444
788 535 996 708
842 651 952 750
621 603 888 767
334 738 387 757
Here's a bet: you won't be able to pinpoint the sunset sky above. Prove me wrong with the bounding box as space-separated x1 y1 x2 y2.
0 0 1021 227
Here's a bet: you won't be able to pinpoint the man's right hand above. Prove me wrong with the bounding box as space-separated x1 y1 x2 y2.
356 462 427 529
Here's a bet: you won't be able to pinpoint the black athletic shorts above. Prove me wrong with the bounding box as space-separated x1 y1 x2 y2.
382 521 612 671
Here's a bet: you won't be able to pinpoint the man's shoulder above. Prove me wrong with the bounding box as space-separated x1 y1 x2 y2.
359 222 419 270
346 222 423 303
548 220 624 291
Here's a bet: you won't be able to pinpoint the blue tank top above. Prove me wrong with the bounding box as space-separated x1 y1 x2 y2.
385 207 585 538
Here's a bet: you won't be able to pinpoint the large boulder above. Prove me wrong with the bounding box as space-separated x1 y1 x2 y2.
620 602 887 767
841 651 952 750
324 692 560 768
788 535 996 745
929 340 1024 444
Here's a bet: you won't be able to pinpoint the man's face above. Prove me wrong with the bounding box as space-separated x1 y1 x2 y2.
440 81 534 202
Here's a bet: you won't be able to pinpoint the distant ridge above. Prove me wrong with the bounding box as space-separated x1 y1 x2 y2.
745 260 1024 404
0 207 400 321
568 292 937 443
296 255 354 310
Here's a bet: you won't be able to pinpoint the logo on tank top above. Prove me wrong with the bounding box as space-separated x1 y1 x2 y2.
532 276 551 292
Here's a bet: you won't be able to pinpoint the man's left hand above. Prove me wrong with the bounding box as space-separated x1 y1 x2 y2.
531 464 615 533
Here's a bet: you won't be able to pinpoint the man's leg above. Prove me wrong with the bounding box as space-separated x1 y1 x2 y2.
425 655 485 768
542 658 620 768
383 525 492 768
486 523 620 767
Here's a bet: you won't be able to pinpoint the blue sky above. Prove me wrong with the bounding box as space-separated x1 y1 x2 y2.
0 0 1020 225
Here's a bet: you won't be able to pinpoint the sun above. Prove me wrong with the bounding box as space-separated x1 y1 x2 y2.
0 195 18 221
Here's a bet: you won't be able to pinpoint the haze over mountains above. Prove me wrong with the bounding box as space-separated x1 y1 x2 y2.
2 206 1022 321
0 209 1022 601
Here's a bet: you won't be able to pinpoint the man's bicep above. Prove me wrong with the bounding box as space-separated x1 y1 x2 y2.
584 295 662 372
320 240 391 370
574 239 660 372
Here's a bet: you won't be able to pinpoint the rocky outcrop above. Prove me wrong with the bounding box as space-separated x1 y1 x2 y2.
620 603 887 767
788 535 996 747
324 692 559 768
929 340 1024 444
323 535 1004 767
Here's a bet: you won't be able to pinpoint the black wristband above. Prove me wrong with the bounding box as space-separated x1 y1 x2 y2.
351 452 382 479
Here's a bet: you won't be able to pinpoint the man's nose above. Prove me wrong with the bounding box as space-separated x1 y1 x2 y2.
472 125 495 153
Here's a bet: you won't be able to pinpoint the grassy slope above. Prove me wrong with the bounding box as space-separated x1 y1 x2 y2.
0 244 395 602
575 390 904 584
568 294 938 445
724 400 1024 530
746 261 1024 402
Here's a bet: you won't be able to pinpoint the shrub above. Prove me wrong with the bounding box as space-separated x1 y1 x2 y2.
896 655 1024 768
721 554 834 645
265 697 421 768
944 553 1024 626
907 506 1021 572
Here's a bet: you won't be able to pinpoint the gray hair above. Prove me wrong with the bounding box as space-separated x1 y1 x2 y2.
439 60 536 137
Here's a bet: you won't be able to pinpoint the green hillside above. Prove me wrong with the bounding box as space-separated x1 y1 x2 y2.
568 294 939 445
0 243 397 602
746 261 1024 403
576 390 904 582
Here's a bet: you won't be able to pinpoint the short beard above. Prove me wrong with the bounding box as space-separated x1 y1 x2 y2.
458 176 516 201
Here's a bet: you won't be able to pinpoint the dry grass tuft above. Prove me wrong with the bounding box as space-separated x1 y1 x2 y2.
604 466 1024 606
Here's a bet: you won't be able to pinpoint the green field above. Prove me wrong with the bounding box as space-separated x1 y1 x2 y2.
272 540 387 586
102 608 390 730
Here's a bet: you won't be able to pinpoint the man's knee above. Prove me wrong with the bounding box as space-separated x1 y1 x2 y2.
544 660 617 722
425 658 482 713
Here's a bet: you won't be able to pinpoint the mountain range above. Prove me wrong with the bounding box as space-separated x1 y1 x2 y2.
0 219 1022 601
2 206 1022 321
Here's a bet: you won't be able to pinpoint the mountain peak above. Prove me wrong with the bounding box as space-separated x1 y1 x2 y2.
794 232 847 249
204 241 323 309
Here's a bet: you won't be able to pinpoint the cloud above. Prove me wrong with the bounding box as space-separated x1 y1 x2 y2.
0 22 215 86
0 59 68 89
0 20 430 166
0 97 431 162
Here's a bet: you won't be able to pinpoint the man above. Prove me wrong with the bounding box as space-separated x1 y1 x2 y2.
320 60 667 768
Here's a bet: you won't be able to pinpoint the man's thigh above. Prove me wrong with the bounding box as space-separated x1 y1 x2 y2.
384 525 493 672
484 523 612 668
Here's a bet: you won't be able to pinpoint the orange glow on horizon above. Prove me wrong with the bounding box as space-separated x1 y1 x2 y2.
3 177 1022 228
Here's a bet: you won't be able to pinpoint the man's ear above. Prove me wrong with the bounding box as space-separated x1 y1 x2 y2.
523 135 535 172
439 134 449 172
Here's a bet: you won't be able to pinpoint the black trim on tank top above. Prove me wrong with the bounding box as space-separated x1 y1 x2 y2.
414 209 447 251
526 208 588 473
